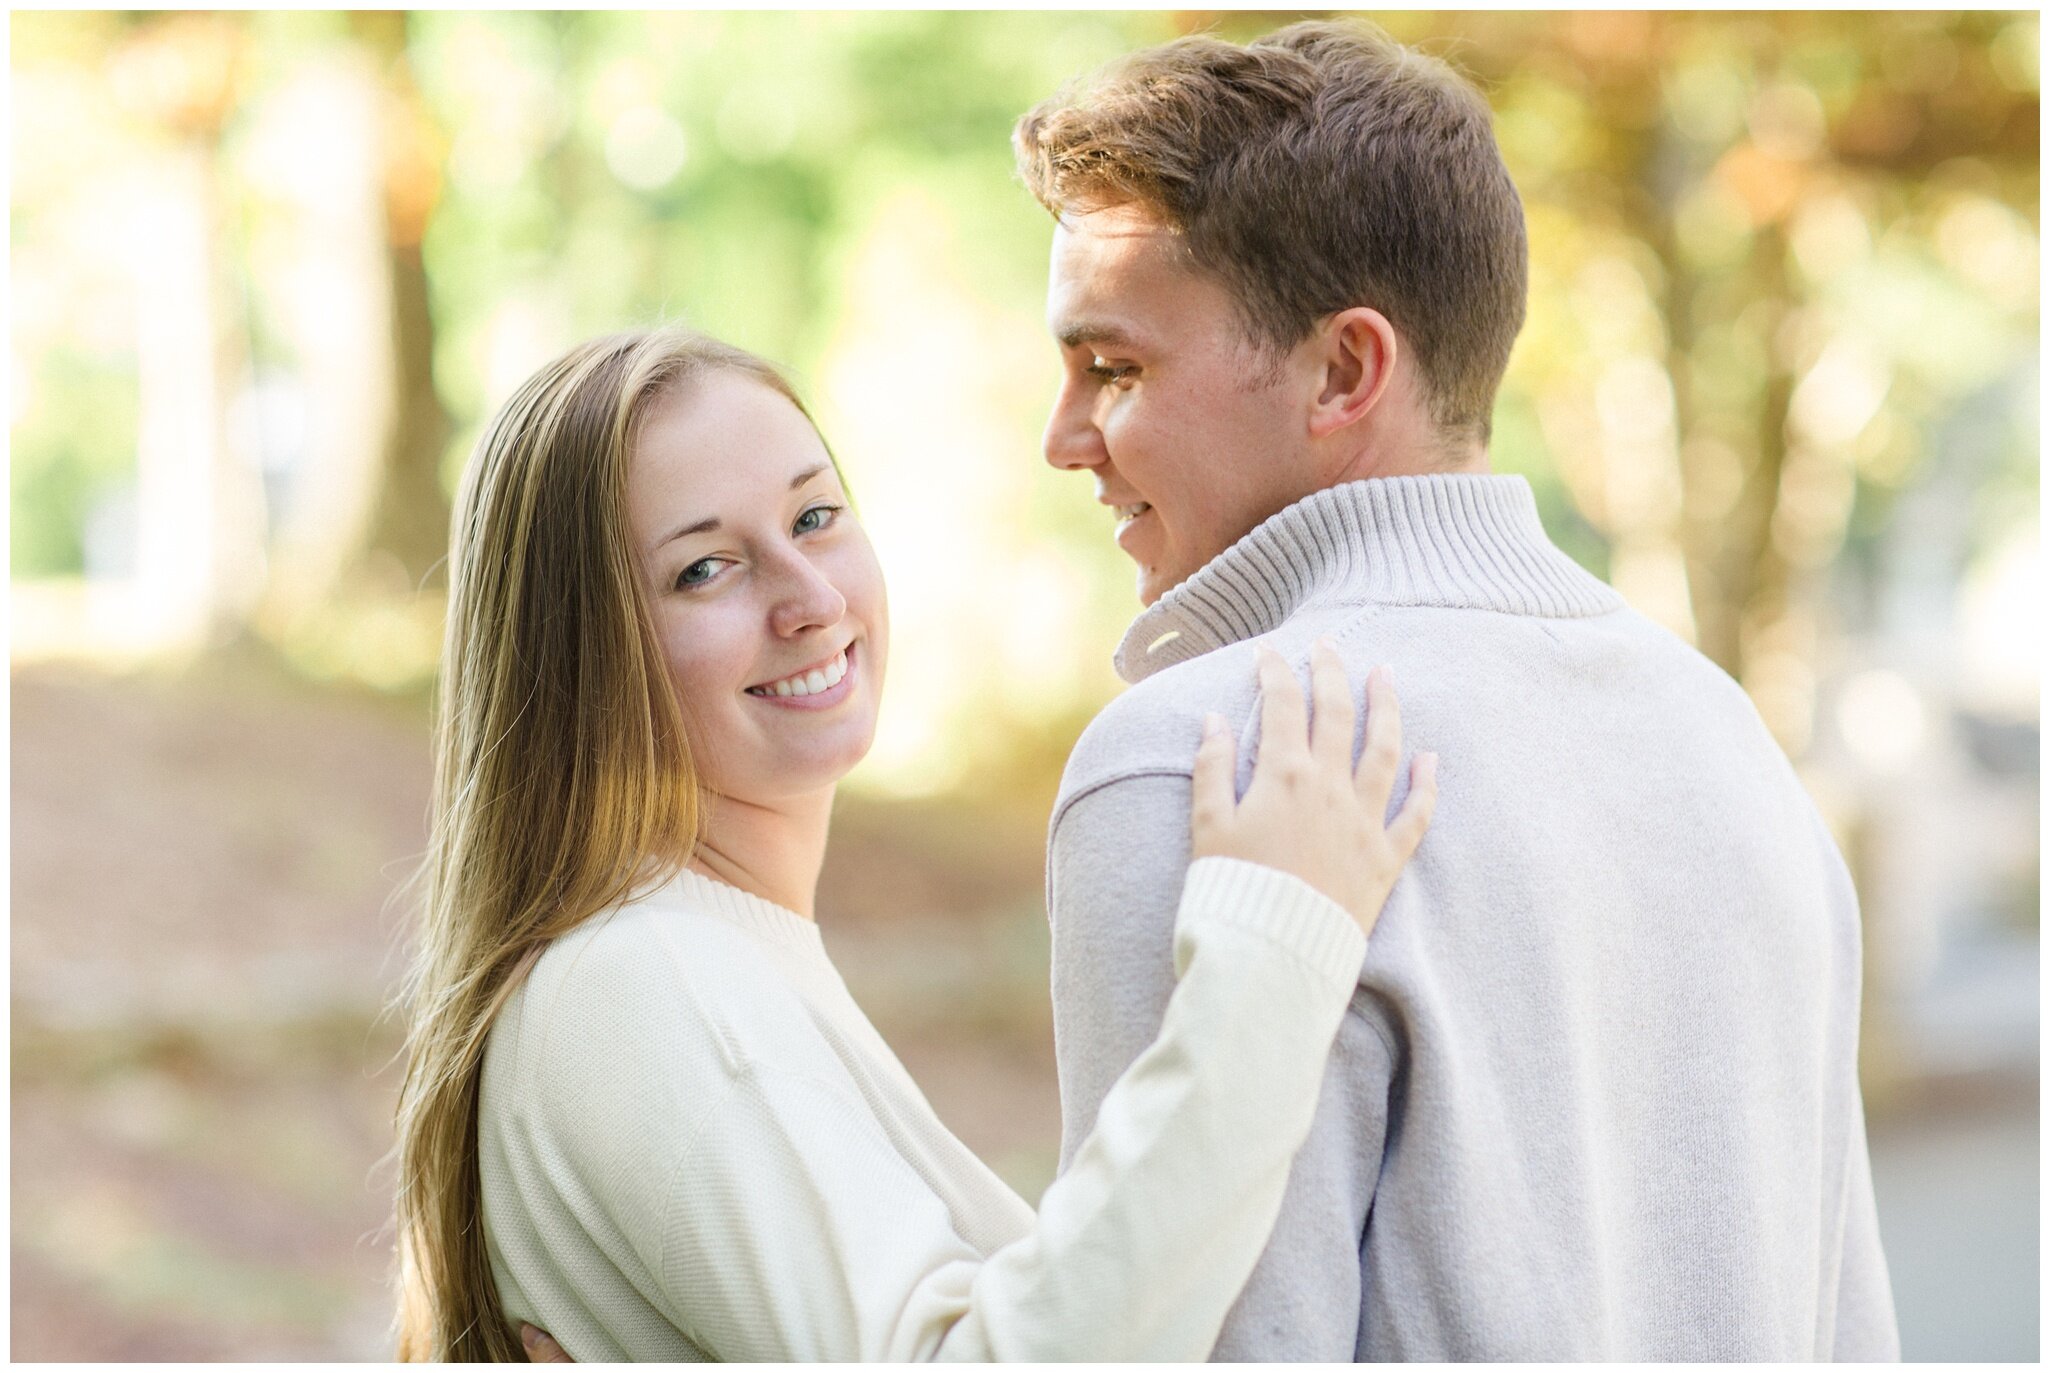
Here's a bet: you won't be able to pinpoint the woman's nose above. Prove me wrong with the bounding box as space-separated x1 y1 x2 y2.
766 552 846 638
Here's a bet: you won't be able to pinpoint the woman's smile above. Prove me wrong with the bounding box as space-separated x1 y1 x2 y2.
744 642 858 709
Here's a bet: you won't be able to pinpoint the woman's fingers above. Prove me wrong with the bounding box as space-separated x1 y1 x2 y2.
1254 646 1309 770
1357 664 1402 814
1199 646 1435 933
1309 638 1355 771
520 1325 574 1363
1387 752 1439 858
1190 711 1237 845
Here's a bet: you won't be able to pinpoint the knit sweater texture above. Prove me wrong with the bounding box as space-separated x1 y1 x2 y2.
1047 473 1900 1361
477 856 1366 1361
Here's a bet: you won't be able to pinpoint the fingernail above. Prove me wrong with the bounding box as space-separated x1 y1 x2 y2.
1315 634 1336 653
521 1327 541 1355
1203 712 1225 740
1381 664 1396 687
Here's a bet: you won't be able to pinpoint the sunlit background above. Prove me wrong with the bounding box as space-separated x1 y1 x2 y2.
10 10 2038 1360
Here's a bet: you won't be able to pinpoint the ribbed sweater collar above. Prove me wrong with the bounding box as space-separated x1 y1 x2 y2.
650 866 830 959
1115 475 1622 684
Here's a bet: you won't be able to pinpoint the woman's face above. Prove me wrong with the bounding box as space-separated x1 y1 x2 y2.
627 372 888 804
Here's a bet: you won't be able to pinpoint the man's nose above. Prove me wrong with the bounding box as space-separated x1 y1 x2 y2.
1043 381 1108 472
766 551 847 638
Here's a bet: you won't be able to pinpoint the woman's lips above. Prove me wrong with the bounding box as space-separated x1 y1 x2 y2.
744 642 858 711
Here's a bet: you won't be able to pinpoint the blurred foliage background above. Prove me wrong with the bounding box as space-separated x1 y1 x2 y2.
9 9 2038 1360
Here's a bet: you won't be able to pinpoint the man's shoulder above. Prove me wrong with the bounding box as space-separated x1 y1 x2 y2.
1055 607 1391 815
1058 637 1267 804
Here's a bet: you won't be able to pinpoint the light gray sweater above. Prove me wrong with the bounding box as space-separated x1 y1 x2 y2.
1047 474 1900 1361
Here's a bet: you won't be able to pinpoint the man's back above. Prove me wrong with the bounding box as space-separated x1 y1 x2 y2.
1046 476 1898 1359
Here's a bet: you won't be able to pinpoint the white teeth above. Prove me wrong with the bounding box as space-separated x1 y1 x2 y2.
1116 502 1150 522
750 650 849 699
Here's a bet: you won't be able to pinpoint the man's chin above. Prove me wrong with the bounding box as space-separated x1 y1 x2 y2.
1133 539 1228 606
1134 563 1183 607
1128 536 1208 606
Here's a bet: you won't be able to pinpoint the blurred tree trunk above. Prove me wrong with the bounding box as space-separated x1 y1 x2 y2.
352 11 453 595
1688 225 1797 686
114 13 267 652
251 49 395 624
1590 16 1811 751
258 15 450 627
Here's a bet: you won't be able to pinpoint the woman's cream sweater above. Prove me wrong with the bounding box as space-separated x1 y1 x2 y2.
478 855 1365 1361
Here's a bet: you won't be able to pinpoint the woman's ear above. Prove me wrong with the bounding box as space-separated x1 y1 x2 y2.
1308 307 1398 439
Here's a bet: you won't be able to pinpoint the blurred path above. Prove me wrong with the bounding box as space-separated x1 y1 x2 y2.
1868 1085 2039 1361
11 660 430 1360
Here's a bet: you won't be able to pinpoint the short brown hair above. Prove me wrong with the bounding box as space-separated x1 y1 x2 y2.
1014 19 1527 443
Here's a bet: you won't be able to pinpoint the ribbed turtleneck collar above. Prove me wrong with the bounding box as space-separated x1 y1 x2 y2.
1114 475 1622 684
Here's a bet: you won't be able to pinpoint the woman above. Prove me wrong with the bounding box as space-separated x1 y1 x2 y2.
393 328 1436 1361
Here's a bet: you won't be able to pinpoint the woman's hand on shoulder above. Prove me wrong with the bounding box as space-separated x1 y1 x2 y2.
520 1324 573 1362
1190 637 1436 938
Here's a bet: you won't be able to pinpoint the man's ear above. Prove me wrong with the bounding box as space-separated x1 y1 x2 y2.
1308 307 1398 439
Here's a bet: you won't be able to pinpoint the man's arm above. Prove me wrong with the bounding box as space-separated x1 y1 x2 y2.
1048 773 1186 1171
1049 772 1393 1361
1809 807 1900 1361
1831 1089 1901 1359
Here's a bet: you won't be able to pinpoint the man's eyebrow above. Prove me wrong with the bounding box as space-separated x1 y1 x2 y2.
650 464 833 552
1055 322 1139 351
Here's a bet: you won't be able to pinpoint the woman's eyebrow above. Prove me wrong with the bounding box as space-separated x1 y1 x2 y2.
652 514 720 550
651 464 835 551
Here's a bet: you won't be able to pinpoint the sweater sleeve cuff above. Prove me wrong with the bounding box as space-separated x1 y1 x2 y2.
1175 856 1369 990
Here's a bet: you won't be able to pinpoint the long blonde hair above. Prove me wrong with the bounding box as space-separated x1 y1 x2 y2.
393 328 810 1360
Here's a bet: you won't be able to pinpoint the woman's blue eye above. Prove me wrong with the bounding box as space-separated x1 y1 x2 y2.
672 507 839 591
794 504 841 534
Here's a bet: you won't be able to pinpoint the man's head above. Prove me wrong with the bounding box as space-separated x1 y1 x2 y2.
1015 20 1527 604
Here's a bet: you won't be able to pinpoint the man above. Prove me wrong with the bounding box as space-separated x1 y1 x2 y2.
1014 18 1898 1361
520 18 1898 1364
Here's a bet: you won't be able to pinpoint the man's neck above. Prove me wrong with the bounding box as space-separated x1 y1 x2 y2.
1325 432 1489 486
687 788 835 920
